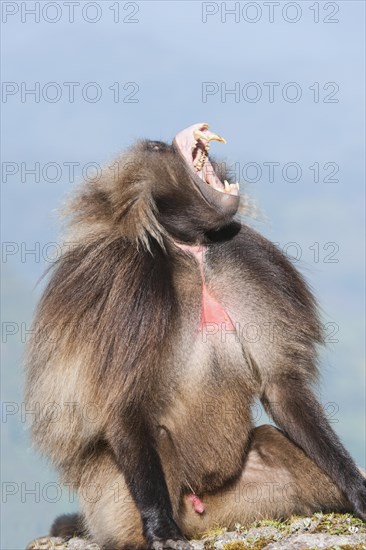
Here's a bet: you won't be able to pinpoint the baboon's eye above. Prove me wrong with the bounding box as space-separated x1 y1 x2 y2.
148 141 160 151
146 140 169 153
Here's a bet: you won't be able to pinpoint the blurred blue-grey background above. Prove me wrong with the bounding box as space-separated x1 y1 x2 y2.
1 1 365 548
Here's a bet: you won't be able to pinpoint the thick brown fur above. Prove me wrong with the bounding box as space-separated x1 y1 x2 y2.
50 513 86 539
25 135 365 550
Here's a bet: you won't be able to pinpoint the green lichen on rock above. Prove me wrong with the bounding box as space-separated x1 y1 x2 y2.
26 513 366 550
222 542 247 550
312 512 366 535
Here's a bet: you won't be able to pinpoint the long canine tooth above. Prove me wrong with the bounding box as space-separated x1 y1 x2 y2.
224 179 230 193
230 183 237 193
206 132 226 144
236 182 240 190
193 129 227 145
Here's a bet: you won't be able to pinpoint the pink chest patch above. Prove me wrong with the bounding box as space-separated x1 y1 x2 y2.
201 284 234 330
174 242 234 332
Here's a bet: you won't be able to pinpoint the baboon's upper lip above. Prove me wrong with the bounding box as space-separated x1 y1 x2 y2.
173 123 239 197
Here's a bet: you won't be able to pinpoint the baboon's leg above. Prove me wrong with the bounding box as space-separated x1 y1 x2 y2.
179 425 350 538
78 448 146 550
75 426 352 548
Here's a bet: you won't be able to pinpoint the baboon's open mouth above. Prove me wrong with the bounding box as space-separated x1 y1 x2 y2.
173 123 240 197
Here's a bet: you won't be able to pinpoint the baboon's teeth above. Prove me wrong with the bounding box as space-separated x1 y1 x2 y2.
222 180 240 195
193 128 227 146
193 148 208 171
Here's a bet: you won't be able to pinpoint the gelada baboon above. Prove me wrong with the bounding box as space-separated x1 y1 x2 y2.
25 123 366 549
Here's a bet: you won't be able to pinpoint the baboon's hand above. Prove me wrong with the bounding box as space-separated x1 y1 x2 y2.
145 514 192 550
151 538 192 550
